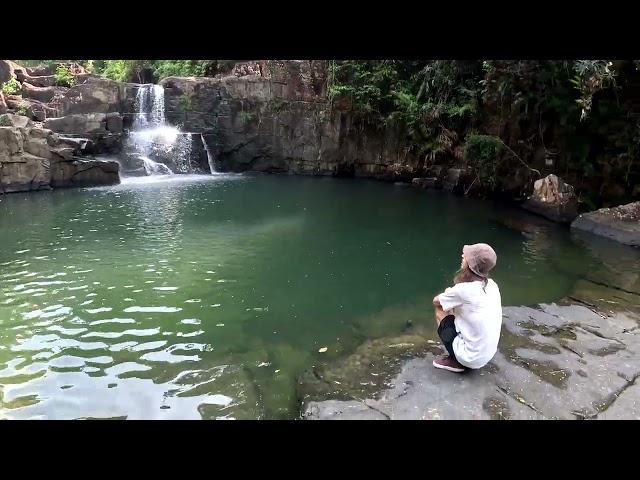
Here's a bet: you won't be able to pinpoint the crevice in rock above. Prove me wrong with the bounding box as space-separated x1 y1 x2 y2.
577 325 626 346
582 278 640 298
593 372 640 417
358 398 391 420
496 385 544 416
566 297 608 318
560 343 584 358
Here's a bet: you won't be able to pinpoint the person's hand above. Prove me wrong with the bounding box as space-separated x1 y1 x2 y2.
434 305 452 325
432 295 440 306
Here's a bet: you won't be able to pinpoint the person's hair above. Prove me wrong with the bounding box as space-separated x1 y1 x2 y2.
454 265 488 290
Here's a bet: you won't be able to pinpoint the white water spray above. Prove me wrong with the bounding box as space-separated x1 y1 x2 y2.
126 84 197 176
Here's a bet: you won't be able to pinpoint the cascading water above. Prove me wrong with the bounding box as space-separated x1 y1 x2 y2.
141 156 173 175
126 84 200 176
202 134 218 175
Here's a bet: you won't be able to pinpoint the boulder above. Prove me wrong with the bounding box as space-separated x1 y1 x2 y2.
51 158 120 188
14 69 56 88
21 82 65 103
442 168 463 191
0 113 33 128
571 201 640 247
57 77 135 115
44 113 107 135
0 60 22 85
4 95 57 122
26 64 58 77
522 174 578 223
0 127 51 192
105 113 123 133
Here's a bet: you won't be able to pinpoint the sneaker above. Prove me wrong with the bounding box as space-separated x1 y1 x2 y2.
433 355 466 373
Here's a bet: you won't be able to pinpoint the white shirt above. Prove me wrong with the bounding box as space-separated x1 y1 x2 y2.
438 279 502 369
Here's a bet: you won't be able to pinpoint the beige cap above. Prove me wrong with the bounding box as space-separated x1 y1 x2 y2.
463 243 497 278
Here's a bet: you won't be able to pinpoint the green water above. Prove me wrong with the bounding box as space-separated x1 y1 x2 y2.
0 174 619 419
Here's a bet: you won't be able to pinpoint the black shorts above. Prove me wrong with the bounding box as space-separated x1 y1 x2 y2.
437 315 459 360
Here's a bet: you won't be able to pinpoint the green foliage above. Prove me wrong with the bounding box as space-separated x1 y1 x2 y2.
239 111 256 125
0 114 12 126
54 65 75 87
463 134 504 189
1 78 21 95
94 60 236 83
267 98 286 114
571 60 616 120
16 106 30 117
328 60 481 159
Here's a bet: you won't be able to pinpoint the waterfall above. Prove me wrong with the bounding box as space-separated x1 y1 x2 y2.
126 84 193 176
141 156 173 175
201 134 217 174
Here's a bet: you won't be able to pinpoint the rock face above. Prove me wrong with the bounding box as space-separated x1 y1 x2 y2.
21 82 66 104
522 174 578 223
45 113 111 134
571 201 640 246
0 118 120 193
0 60 22 85
51 158 120 188
300 303 640 420
0 92 6 115
56 77 137 117
161 61 420 180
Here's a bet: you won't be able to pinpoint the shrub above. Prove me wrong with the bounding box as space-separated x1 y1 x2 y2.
54 65 76 87
463 134 504 189
0 114 12 126
16 106 30 117
1 78 21 95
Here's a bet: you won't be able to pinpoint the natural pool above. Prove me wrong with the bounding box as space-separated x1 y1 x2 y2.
0 174 623 419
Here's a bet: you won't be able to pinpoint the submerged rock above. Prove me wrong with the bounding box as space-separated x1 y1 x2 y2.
571 201 640 247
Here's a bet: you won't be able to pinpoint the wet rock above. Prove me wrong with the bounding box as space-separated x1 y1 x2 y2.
51 157 120 188
1 124 121 193
105 113 123 134
0 127 51 192
297 333 442 405
412 177 440 189
300 302 640 420
442 168 463 191
571 201 640 247
57 136 94 154
522 174 578 223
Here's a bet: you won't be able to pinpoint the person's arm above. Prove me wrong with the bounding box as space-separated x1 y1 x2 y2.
436 285 464 312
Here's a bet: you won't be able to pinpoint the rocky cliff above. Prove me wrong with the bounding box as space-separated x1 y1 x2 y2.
0 113 119 193
0 60 139 192
161 61 421 181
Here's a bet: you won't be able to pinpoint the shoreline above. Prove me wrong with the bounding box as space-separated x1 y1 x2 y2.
297 282 640 419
